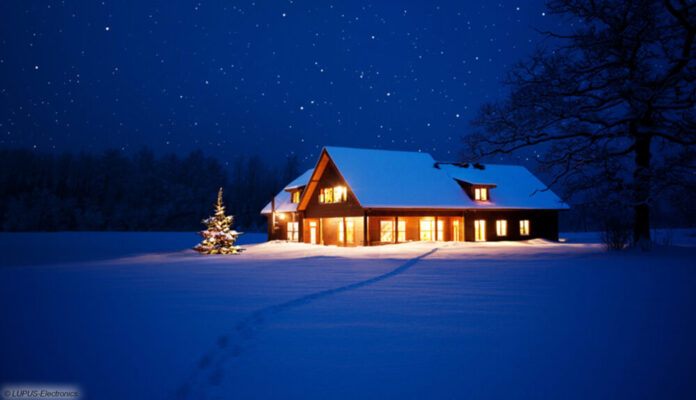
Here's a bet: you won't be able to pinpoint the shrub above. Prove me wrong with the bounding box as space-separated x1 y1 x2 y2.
601 216 631 250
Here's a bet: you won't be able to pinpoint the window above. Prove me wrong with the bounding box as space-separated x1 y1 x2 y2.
339 219 355 243
309 221 317 244
452 219 460 241
318 186 348 203
397 220 406 242
380 220 394 242
437 220 444 241
496 220 508 236
346 219 354 243
474 187 488 201
420 218 435 241
474 219 486 241
333 186 348 202
291 191 300 203
287 222 299 241
520 220 530 236
319 187 332 203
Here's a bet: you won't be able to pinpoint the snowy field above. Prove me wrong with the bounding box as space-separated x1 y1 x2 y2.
1 231 696 399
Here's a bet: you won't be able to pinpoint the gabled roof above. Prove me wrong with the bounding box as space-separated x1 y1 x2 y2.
261 169 313 214
317 146 469 208
261 146 569 214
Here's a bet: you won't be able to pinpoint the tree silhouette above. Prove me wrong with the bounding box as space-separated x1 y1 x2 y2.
465 0 695 248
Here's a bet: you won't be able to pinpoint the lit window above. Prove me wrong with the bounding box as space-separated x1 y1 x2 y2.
346 219 354 243
309 221 317 244
338 219 355 243
333 186 347 202
474 219 486 241
318 186 347 203
496 220 507 236
287 222 299 241
320 188 333 203
474 187 488 201
420 218 435 241
397 220 406 242
520 220 530 236
452 219 460 241
437 220 444 241
292 191 300 203
380 220 394 242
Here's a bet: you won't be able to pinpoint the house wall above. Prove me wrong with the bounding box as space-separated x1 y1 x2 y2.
266 212 301 241
270 209 559 244
463 210 559 241
303 159 364 219
300 216 365 246
366 214 466 245
365 210 558 244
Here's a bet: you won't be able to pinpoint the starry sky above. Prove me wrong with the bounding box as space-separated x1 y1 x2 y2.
0 1 559 167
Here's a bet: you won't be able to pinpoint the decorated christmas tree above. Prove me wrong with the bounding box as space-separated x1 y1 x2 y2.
194 187 244 254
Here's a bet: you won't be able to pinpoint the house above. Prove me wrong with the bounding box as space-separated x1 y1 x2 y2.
261 146 569 246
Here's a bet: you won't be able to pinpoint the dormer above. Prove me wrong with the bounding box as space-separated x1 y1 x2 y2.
453 179 497 202
284 184 306 204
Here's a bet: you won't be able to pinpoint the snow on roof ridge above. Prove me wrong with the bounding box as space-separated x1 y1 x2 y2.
261 168 314 214
324 145 433 157
284 168 314 190
263 146 569 213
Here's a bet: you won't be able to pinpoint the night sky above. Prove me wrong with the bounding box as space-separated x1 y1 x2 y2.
0 1 560 167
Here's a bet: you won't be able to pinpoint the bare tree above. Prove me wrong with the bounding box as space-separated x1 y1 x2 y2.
465 0 696 247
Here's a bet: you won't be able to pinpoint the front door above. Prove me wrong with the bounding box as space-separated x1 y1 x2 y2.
309 221 317 244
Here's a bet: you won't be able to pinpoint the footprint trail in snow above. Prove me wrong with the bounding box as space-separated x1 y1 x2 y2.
173 248 438 400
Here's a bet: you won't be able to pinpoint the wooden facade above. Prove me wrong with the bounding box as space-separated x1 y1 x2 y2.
264 149 562 246
267 209 559 245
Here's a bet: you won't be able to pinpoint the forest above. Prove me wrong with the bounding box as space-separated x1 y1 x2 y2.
2 146 693 234
0 148 300 232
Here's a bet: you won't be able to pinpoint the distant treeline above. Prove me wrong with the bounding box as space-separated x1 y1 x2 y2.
0 148 301 232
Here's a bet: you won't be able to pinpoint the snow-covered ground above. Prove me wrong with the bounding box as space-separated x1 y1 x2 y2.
1 231 696 399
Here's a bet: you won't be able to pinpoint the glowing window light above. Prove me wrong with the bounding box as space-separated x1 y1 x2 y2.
452 219 460 241
286 222 299 241
520 219 530 236
319 186 347 203
397 220 406 242
474 187 488 201
496 220 507 236
380 220 394 242
292 191 300 203
333 186 347 202
324 188 333 203
419 218 435 241
474 219 486 241
346 219 354 243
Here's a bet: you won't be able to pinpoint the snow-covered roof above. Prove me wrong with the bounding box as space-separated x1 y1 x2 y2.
323 146 470 208
261 169 313 214
284 170 312 191
437 163 569 209
261 147 569 214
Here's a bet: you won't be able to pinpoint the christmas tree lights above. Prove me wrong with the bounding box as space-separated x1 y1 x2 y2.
194 187 244 254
